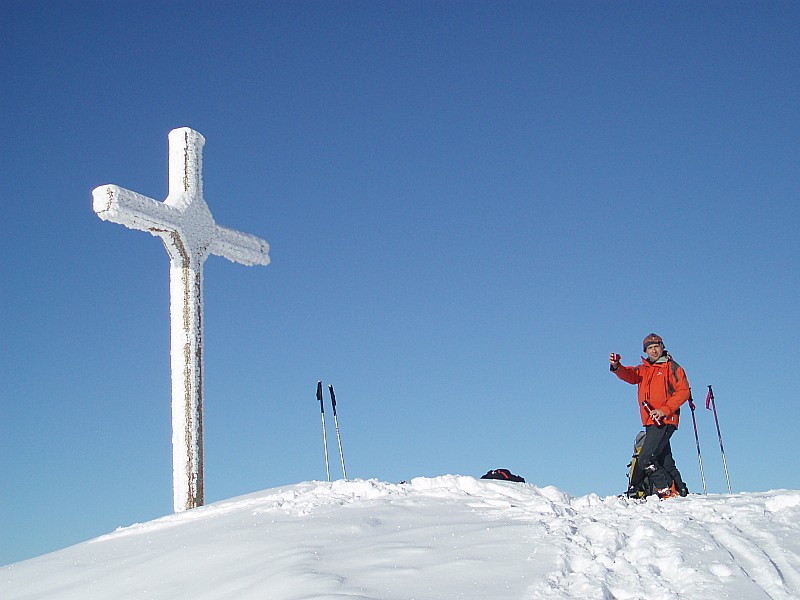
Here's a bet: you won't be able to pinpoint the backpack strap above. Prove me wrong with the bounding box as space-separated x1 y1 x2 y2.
667 358 682 415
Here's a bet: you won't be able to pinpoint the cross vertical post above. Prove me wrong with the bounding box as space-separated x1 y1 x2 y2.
92 127 270 512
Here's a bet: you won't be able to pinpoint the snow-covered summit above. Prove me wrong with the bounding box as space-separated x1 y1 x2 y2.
4 476 799 599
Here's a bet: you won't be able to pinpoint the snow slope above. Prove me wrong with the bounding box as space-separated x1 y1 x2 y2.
4 476 799 599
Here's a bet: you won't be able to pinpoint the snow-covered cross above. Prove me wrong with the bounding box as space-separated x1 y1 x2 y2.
92 127 270 512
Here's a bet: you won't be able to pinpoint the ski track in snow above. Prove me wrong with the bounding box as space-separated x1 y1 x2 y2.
527 490 800 600
3 476 799 600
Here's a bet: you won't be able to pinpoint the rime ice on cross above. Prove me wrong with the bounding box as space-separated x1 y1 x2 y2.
92 128 270 512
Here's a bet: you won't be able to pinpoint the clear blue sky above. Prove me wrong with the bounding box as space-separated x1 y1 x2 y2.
2 1 798 566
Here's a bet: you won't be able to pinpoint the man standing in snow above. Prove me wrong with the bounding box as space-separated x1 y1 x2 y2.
610 333 691 499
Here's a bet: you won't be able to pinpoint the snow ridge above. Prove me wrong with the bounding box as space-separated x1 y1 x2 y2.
4 476 799 599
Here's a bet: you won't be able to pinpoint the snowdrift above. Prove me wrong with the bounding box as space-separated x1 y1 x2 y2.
3 476 799 599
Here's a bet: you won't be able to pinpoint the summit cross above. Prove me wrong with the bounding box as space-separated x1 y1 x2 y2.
92 127 270 512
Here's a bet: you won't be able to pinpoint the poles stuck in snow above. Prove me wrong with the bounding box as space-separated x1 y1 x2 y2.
313 381 348 481
687 396 707 494
316 381 330 482
328 384 348 480
706 385 732 494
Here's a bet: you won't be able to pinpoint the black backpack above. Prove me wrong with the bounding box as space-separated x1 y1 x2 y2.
626 430 685 499
481 468 525 483
626 430 652 498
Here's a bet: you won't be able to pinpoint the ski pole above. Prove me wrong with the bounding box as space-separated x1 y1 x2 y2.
688 396 707 494
328 384 348 480
706 385 732 494
316 381 330 482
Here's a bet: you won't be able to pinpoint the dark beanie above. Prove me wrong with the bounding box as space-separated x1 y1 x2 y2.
642 333 664 351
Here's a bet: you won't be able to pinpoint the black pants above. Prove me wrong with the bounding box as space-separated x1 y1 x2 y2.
631 425 684 491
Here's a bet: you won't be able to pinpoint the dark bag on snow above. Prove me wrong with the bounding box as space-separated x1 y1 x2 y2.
627 430 652 498
626 430 683 499
481 468 525 483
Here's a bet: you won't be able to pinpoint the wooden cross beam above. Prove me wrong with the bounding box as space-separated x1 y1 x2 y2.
92 128 270 512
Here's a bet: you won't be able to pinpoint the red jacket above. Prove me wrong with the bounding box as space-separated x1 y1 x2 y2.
613 355 691 428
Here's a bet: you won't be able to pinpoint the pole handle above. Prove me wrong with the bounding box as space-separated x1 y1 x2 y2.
328 384 337 413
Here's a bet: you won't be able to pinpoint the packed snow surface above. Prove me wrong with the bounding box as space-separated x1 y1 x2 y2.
4 476 799 599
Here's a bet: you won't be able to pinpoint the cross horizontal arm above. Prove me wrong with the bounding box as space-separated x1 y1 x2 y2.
93 185 181 233
209 224 271 267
